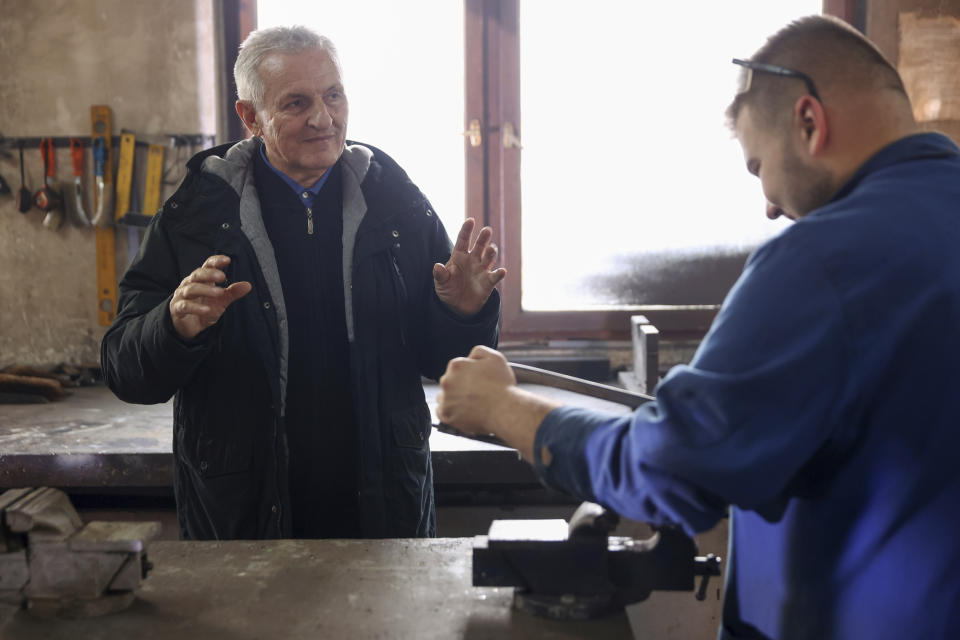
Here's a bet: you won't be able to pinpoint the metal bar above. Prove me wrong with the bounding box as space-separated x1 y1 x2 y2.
510 362 653 409
435 362 652 446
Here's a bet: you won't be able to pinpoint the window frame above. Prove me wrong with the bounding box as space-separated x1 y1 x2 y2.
223 0 258 143
468 0 859 343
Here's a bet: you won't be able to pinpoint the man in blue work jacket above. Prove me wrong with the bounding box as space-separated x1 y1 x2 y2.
437 15 960 640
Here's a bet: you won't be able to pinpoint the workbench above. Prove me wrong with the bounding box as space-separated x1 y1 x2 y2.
0 537 632 639
0 386 725 639
0 383 630 491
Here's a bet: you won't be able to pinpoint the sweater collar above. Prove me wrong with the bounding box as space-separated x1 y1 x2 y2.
258 144 333 208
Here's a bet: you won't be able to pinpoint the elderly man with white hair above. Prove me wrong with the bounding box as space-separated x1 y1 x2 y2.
101 25 504 541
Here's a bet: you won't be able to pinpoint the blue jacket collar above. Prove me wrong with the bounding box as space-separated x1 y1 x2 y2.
828 132 959 205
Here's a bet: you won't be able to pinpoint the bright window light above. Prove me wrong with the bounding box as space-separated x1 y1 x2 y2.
258 2 822 312
519 1 822 310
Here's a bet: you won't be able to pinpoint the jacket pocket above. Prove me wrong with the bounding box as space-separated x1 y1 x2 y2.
175 392 255 479
193 434 253 478
177 427 253 479
386 403 432 535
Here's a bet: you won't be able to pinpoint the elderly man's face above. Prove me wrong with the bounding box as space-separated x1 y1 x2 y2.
251 47 348 187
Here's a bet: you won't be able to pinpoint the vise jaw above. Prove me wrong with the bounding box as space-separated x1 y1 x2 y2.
0 487 160 618
473 502 722 620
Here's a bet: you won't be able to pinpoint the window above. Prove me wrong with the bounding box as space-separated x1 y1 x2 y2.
234 0 846 341
518 2 822 312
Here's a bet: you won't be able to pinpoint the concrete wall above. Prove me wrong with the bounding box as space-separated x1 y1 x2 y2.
867 0 960 142
0 0 219 367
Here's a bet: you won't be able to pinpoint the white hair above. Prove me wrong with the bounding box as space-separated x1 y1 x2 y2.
234 25 341 110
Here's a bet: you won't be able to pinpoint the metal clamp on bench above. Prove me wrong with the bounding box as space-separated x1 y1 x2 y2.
473 501 721 620
0 487 160 618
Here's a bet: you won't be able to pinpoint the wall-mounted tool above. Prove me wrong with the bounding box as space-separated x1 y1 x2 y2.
90 106 115 228
68 138 91 226
16 142 32 213
113 131 136 223
91 105 117 327
0 487 160 618
114 135 166 228
0 173 10 196
113 131 146 264
90 137 110 227
35 138 64 230
142 142 165 216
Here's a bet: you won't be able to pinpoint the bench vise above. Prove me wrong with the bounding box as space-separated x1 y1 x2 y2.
473 501 721 620
0 487 160 618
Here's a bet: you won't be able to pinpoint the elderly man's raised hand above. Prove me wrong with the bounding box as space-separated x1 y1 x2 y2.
433 218 506 317
169 255 252 341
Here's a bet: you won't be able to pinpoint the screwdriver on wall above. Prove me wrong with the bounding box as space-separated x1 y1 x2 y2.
16 142 32 213
35 138 64 229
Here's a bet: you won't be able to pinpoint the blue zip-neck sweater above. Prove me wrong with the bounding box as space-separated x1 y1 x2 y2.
254 152 361 538
533 133 960 639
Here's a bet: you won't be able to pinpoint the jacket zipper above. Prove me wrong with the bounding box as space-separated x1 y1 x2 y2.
306 207 314 235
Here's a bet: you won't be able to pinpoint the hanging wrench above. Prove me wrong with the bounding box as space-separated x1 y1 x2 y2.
69 138 91 226
35 138 64 230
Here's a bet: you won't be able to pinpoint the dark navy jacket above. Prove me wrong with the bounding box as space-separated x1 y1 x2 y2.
533 133 960 639
101 138 500 540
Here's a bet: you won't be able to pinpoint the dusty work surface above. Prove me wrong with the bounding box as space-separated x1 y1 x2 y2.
0 537 632 640
0 385 631 489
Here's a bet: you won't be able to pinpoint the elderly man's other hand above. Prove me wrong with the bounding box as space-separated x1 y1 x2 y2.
169 255 252 340
433 218 506 317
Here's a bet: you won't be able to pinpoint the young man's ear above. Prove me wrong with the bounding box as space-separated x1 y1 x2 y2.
235 101 260 137
794 95 828 156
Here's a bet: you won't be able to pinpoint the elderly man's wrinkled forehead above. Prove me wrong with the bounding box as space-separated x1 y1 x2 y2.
257 46 343 84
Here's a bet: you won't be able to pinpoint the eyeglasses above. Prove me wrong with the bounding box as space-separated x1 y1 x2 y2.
732 58 822 103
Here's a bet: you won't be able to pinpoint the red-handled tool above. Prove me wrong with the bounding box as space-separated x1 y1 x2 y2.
35 138 64 229
70 138 91 226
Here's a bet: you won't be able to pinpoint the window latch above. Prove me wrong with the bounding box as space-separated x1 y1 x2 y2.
503 122 522 149
463 119 482 147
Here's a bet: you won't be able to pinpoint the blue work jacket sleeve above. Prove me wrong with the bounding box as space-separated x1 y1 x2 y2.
534 231 850 536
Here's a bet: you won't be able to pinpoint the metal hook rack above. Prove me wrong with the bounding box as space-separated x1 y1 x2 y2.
0 133 216 150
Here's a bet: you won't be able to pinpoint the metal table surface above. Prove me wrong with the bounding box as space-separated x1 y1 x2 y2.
0 537 633 639
0 384 631 490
